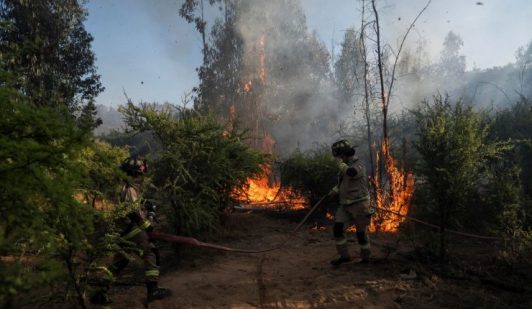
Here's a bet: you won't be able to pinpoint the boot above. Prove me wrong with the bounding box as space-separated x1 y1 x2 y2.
147 281 171 302
331 242 351 266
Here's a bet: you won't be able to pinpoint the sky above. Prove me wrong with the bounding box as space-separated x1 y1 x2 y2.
85 0 532 107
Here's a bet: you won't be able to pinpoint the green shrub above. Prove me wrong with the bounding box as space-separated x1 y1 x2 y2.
412 94 511 260
0 83 94 306
76 140 130 207
280 148 338 214
119 102 266 236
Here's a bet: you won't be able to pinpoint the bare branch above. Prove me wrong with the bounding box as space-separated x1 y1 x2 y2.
387 0 432 107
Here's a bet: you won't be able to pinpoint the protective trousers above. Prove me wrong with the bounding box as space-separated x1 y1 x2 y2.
111 229 160 283
334 200 371 259
90 228 160 305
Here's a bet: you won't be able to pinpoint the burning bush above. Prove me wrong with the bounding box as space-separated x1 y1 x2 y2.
120 102 267 236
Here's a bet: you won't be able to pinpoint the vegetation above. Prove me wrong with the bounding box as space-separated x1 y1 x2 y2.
412 95 514 259
0 1 115 306
1 0 532 306
119 102 266 236
280 148 337 203
0 0 103 112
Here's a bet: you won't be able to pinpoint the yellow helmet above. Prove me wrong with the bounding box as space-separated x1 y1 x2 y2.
119 157 147 177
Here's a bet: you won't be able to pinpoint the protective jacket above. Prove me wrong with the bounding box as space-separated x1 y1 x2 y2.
118 183 152 240
331 156 370 206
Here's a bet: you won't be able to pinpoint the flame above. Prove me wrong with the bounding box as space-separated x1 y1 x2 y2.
241 35 266 94
258 35 266 82
319 139 413 233
223 104 237 138
235 164 307 210
243 80 253 92
229 104 236 119
370 139 414 232
234 34 306 210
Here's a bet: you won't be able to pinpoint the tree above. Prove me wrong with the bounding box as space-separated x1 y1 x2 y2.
515 40 532 98
490 97 532 223
438 31 466 80
194 0 244 116
179 0 223 65
0 79 96 306
361 0 430 230
412 95 510 260
0 2 119 305
191 0 336 154
334 28 364 107
0 0 103 115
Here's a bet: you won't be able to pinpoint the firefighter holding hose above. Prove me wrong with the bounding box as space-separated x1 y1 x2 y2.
90 157 171 305
328 140 373 265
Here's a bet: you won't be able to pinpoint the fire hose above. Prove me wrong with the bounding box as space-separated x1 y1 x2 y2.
148 195 502 253
148 195 328 253
373 206 502 240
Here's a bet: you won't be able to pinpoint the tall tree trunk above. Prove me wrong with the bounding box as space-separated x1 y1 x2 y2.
371 0 388 143
360 0 376 202
439 202 447 261
65 248 86 309
201 0 207 64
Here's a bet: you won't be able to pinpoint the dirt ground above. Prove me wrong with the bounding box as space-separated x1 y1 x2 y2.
109 211 532 309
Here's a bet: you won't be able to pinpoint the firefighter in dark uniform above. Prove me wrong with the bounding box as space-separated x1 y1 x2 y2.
90 157 171 305
328 140 373 265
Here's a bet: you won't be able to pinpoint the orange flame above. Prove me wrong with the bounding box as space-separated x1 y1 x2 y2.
234 34 306 210
321 139 413 233
235 164 307 210
243 80 253 92
223 104 237 138
259 35 266 82
370 139 414 232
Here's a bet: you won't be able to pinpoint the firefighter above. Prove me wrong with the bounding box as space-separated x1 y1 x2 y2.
328 140 373 265
90 157 171 305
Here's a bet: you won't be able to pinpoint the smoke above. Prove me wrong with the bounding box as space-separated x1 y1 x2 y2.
93 0 532 154
232 0 346 155
235 0 531 158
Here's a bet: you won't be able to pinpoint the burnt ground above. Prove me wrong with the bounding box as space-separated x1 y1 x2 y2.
107 211 532 309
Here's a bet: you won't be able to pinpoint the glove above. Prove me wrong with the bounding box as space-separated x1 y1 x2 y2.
144 201 159 223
